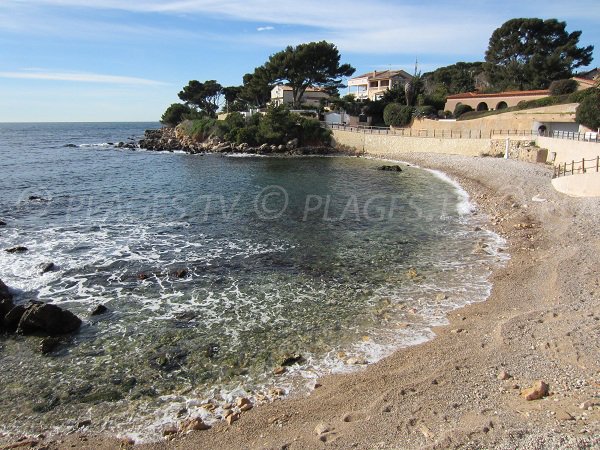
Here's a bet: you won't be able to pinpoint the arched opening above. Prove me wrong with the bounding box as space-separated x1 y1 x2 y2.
496 101 508 110
477 102 489 111
538 125 547 136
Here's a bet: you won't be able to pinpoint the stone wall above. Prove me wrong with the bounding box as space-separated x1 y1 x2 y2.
331 129 493 158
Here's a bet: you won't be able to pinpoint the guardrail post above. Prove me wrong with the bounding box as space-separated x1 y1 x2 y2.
572 160 575 175
597 156 599 172
582 158 585 174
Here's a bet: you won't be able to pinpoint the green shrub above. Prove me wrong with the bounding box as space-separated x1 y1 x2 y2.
383 103 414 127
568 88 596 103
549 79 578 96
453 103 474 118
576 89 600 130
188 117 218 141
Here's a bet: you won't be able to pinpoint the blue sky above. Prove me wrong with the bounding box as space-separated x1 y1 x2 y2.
0 0 598 122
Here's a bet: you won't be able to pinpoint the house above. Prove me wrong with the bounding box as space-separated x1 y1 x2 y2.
270 85 331 107
573 68 599 91
444 90 550 113
347 70 413 101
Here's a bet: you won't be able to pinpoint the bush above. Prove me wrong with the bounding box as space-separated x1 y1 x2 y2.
160 103 193 127
383 103 414 127
549 79 578 96
187 117 218 141
576 89 600 130
453 103 473 118
568 88 596 104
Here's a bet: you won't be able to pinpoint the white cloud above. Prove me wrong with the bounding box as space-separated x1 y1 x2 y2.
0 70 168 86
1 0 598 55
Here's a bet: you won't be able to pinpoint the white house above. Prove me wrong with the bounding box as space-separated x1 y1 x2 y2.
347 70 413 101
270 85 331 107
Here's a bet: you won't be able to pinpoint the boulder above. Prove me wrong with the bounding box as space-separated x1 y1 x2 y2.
0 220 6 226
521 380 549 401
281 353 305 366
40 336 62 354
286 138 299 150
17 303 82 336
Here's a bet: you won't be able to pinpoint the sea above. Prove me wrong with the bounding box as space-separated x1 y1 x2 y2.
0 122 507 441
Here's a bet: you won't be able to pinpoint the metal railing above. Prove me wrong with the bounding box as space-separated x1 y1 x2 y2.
553 156 600 178
325 123 600 143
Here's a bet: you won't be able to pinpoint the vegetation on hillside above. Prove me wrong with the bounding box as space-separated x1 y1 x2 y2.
576 89 600 130
178 106 331 147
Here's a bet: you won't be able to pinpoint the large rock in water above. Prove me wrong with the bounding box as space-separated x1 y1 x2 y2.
17 303 82 336
0 278 12 302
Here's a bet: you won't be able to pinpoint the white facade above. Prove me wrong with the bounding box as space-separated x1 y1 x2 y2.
270 85 331 107
347 70 412 101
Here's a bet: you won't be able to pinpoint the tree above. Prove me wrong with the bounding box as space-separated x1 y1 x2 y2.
240 67 273 107
222 86 242 112
484 18 594 91
178 80 223 116
383 103 413 127
423 62 485 96
454 104 474 118
160 103 193 127
264 41 355 107
576 89 600 130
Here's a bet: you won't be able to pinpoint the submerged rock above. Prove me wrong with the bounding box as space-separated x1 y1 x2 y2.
0 219 6 226
378 165 403 172
40 262 56 274
90 304 109 316
17 302 82 336
3 305 26 332
280 353 305 366
40 336 63 354
5 246 28 254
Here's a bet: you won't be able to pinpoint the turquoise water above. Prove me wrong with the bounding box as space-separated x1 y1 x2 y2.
0 123 506 440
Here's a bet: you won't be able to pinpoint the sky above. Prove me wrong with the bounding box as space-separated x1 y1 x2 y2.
0 0 598 122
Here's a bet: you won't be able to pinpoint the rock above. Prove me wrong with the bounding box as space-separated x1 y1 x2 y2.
40 336 62 354
270 387 286 397
281 353 305 366
378 165 402 172
181 417 210 432
520 380 549 401
346 357 368 365
17 302 82 336
579 400 598 410
0 220 6 226
90 304 108 316
226 412 240 425
236 397 252 408
205 342 219 358
273 366 286 375
3 305 26 331
498 370 512 380
435 293 447 301
162 425 178 437
5 246 28 254
286 139 298 150
0 278 12 302
77 419 92 428
314 423 331 435
137 273 149 281
173 269 188 279
28 195 46 201
40 262 56 274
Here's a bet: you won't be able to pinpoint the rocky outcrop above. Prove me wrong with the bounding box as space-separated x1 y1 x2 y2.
17 303 82 336
137 127 341 156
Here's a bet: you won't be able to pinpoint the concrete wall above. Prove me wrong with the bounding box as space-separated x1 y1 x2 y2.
552 172 600 197
539 136 600 165
331 129 492 157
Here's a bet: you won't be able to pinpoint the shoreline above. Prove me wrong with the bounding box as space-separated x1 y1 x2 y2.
7 153 600 449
